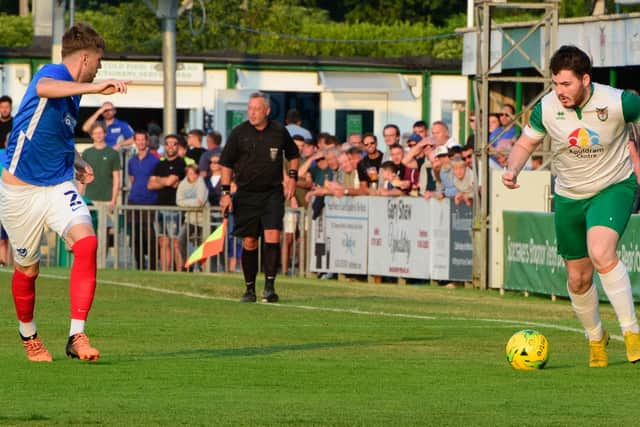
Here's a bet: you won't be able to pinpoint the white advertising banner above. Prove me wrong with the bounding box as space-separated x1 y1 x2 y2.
429 198 451 280
323 196 369 274
367 197 431 278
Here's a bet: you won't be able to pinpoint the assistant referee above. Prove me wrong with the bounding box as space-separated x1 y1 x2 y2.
219 92 300 303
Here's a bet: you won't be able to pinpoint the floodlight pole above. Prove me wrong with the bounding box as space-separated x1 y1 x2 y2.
159 0 178 136
144 0 180 135
51 0 65 64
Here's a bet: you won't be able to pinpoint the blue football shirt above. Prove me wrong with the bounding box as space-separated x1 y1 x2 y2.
5 63 79 186
105 117 134 148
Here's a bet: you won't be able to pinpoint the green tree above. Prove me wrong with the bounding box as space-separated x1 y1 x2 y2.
0 14 32 47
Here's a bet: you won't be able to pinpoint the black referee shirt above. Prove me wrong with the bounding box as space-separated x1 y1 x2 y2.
220 120 299 192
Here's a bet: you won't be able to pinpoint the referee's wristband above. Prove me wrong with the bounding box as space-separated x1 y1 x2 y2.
288 169 298 180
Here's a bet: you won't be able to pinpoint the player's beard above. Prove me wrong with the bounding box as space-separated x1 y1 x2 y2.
560 85 589 109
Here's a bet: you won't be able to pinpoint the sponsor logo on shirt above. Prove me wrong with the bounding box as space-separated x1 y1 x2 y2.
556 111 565 120
567 127 603 159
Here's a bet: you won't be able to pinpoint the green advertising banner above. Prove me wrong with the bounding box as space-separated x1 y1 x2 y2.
503 211 640 301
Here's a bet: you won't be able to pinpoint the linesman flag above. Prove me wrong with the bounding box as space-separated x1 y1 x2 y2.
184 218 227 268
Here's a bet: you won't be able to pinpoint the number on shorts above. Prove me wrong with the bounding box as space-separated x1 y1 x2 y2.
64 189 84 211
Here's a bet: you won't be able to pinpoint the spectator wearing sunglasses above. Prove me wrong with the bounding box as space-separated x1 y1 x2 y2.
499 103 519 141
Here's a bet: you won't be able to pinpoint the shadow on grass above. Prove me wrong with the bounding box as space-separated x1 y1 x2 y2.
0 414 50 422
121 336 437 361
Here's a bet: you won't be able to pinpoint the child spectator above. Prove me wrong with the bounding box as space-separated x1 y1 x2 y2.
176 164 209 271
375 161 406 197
451 157 474 206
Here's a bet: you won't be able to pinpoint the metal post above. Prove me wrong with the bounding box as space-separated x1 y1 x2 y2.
162 8 177 135
51 0 65 64
69 0 74 27
471 0 559 291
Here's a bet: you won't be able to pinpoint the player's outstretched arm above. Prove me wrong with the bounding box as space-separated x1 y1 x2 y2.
502 134 541 189
36 78 130 99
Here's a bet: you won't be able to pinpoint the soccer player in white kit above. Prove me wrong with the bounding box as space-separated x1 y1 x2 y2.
0 23 129 362
503 45 640 367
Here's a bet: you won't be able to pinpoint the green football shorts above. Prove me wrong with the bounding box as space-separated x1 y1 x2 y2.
554 174 637 260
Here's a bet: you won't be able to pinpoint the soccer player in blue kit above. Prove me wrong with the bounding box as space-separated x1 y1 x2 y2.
0 23 130 362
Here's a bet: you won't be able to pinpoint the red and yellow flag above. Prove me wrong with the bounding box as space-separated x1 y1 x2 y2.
184 219 227 268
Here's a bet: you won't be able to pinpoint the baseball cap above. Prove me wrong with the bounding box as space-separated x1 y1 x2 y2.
407 133 422 143
445 138 461 150
303 138 317 146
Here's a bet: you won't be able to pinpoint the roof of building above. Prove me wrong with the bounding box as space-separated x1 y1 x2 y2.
0 43 461 72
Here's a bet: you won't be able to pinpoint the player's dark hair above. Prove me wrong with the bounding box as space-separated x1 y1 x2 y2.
549 45 592 78
61 22 105 58
0 95 12 105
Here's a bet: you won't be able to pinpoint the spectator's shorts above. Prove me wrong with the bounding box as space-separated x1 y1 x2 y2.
0 180 92 266
283 211 299 234
155 210 182 238
554 174 637 260
233 187 284 238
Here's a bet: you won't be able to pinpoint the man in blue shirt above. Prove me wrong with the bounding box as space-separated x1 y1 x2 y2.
0 22 130 363
128 130 159 270
82 101 134 150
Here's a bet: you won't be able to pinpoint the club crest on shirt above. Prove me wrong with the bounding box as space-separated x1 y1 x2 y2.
63 113 77 132
269 147 278 161
595 106 608 122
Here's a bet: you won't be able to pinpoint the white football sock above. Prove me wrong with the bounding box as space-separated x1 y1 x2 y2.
69 319 85 337
598 260 640 334
19 321 37 338
568 283 603 341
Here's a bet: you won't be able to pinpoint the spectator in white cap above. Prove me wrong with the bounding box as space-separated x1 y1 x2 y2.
434 145 458 199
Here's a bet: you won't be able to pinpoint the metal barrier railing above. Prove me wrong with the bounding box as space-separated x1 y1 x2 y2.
38 204 309 276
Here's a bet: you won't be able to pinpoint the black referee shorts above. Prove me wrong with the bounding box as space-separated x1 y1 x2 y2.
232 187 284 238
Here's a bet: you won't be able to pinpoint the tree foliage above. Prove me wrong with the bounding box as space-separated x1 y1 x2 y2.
0 14 32 48
1 0 639 59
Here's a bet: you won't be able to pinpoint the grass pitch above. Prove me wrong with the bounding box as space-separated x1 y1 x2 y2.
1 267 639 426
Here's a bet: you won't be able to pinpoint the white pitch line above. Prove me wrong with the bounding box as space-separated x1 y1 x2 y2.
18 271 623 342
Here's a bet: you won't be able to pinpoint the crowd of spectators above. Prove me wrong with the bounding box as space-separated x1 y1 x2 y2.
0 96 540 274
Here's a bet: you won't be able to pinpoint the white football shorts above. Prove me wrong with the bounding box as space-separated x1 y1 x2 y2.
0 180 92 266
